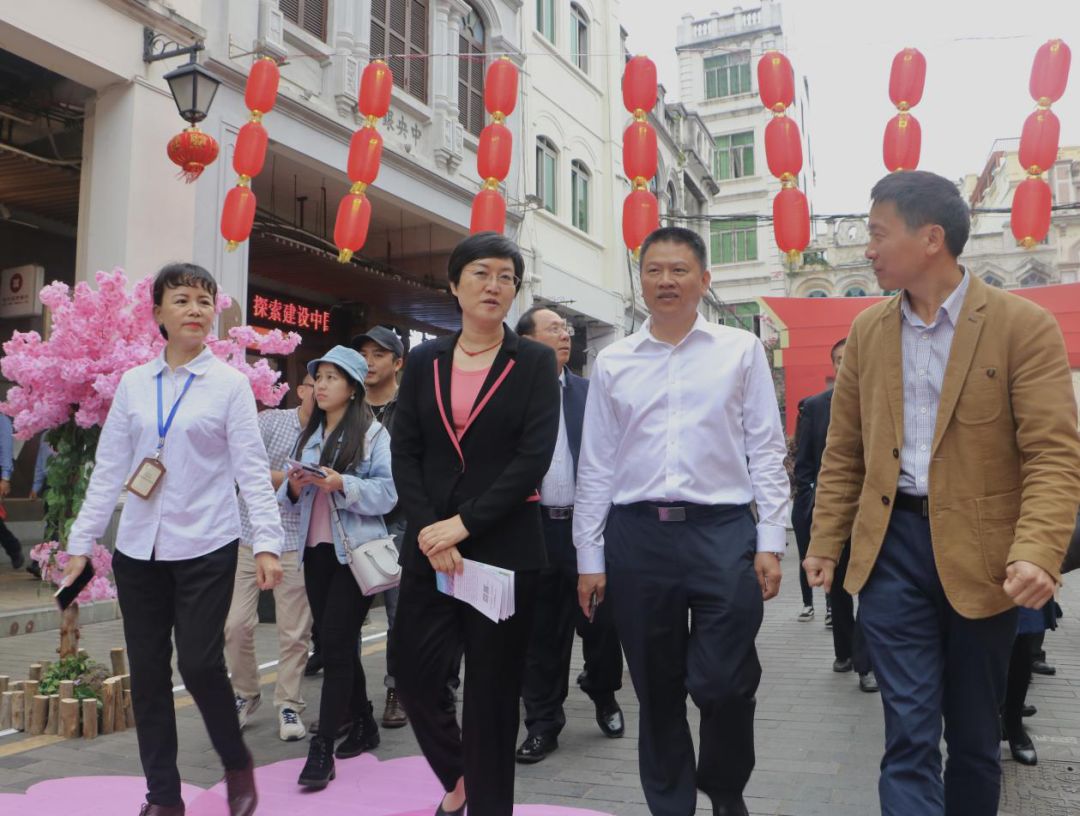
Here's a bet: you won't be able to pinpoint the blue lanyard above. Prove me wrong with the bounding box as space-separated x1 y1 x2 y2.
156 371 196 453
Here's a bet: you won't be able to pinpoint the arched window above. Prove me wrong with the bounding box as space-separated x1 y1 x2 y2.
536 136 558 213
666 182 678 216
458 6 485 138
570 4 589 73
807 290 828 298
370 0 429 103
982 273 1005 288
537 0 555 42
1020 269 1048 288
844 286 867 297
571 160 590 232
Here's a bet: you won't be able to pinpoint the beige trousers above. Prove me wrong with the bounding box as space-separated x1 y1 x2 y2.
224 546 312 712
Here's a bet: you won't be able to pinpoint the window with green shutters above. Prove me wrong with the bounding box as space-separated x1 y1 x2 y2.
537 137 558 213
571 160 590 232
704 52 752 99
710 219 758 265
713 131 755 180
537 0 555 42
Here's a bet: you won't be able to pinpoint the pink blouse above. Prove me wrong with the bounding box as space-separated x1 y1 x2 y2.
306 488 334 548
451 365 490 438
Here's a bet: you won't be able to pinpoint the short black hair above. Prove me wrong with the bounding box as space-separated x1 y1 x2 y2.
516 305 561 337
447 232 525 292
830 337 847 358
870 171 970 257
639 226 708 272
152 263 218 339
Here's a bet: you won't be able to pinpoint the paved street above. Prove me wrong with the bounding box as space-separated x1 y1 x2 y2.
1 555 1079 815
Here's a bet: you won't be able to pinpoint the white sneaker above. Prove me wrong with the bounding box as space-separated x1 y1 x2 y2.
279 707 307 741
235 693 261 729
797 605 815 622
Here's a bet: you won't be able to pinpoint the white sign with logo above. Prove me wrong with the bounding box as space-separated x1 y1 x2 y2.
0 265 44 318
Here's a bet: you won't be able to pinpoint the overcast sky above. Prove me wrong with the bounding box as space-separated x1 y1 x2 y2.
618 0 1080 214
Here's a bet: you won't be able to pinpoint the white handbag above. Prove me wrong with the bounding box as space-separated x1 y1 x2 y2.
331 499 402 596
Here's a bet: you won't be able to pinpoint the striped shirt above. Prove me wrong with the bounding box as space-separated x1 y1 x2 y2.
239 407 304 551
897 269 971 496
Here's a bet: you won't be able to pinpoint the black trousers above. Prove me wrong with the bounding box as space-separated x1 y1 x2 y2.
606 504 763 816
791 492 815 607
393 566 538 816
112 541 249 807
830 542 870 674
521 514 623 739
303 542 374 739
0 519 22 564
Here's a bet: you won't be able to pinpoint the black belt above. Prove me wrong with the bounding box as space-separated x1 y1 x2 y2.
541 505 573 520
893 492 930 517
619 501 750 522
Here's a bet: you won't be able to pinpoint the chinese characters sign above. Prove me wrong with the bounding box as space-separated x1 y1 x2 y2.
250 290 333 335
383 107 423 147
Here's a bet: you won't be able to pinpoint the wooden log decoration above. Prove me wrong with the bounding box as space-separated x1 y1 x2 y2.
29 695 49 735
123 690 135 729
113 683 126 732
82 700 98 740
121 674 131 692
59 680 75 699
101 679 119 735
28 664 43 681
11 691 24 731
75 646 88 661
59 698 80 739
0 691 12 729
0 675 9 693
47 695 60 735
110 648 127 677
23 680 39 700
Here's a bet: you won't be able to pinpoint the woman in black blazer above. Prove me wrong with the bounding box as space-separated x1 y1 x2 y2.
390 233 559 816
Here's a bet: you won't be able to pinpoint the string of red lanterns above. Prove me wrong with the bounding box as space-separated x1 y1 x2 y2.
1011 39 1071 249
334 61 393 263
757 51 809 264
621 56 659 257
470 58 519 234
883 48 926 172
221 57 280 251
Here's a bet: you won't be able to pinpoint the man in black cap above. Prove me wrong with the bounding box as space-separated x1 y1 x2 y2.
353 325 408 727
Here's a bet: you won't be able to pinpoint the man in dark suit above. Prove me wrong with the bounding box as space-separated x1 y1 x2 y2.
514 306 625 764
793 339 876 693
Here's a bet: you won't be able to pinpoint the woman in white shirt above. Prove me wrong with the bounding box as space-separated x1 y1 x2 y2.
63 263 284 816
282 345 396 790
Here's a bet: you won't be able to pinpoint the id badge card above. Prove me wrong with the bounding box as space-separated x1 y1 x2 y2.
126 456 166 499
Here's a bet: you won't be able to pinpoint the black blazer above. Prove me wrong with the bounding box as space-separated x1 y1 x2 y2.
793 387 833 498
562 369 589 476
391 325 560 575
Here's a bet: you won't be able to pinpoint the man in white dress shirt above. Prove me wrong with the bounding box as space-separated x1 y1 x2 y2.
574 227 789 816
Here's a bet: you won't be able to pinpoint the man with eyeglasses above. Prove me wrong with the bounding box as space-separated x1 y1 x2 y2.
225 372 317 742
514 306 625 764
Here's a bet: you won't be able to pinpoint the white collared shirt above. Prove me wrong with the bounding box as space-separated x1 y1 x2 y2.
68 347 284 560
540 370 576 508
573 315 790 574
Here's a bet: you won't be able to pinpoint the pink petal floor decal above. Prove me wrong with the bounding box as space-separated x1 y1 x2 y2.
0 754 617 816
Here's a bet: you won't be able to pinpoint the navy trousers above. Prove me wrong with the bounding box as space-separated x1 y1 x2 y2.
859 507 1017 816
606 503 762 816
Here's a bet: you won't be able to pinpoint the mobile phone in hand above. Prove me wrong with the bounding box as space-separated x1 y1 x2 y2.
588 590 598 623
287 459 327 479
54 560 95 611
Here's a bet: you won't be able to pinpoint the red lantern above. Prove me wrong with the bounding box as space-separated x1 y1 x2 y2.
245 58 280 115
773 187 810 260
477 123 513 182
1029 39 1072 106
622 121 658 183
470 189 507 234
221 186 257 249
757 51 795 112
888 48 927 110
1018 109 1061 175
359 61 394 118
622 56 657 114
233 122 268 180
883 112 922 172
334 193 373 262
347 127 384 186
484 58 519 118
1011 177 1052 248
764 116 803 180
622 189 659 253
167 127 219 183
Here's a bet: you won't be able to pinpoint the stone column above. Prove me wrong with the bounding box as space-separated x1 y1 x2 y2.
431 0 471 173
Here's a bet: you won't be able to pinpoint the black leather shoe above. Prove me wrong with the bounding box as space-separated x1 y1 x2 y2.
859 672 879 693
1022 703 1037 718
335 702 380 758
1005 724 1038 766
1031 660 1056 676
711 793 750 816
10 549 24 570
515 732 558 764
304 652 324 676
832 657 853 673
26 559 41 578
595 700 624 738
435 797 467 816
139 805 185 816
298 735 336 789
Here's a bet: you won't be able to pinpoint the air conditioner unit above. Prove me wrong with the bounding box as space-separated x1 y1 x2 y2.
256 2 288 62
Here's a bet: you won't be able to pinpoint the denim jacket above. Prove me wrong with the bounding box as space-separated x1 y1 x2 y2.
278 421 397 566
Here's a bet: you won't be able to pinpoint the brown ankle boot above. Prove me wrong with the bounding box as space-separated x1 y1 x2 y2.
224 762 257 816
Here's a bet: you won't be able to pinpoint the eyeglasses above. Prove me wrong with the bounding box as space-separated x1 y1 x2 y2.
467 269 520 288
541 322 575 337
